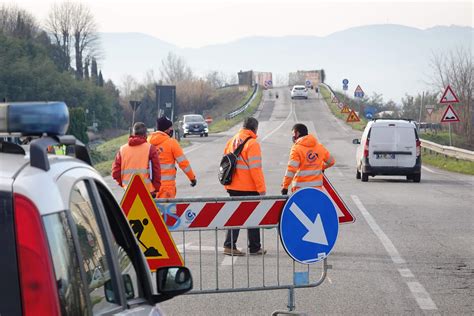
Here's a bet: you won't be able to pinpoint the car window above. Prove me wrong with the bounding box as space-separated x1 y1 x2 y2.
69 181 120 314
184 115 204 122
44 212 88 315
95 182 149 301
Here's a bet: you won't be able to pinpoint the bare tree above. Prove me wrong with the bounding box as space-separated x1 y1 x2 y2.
0 4 38 39
431 47 473 142
71 2 98 79
45 1 99 77
45 1 74 71
160 52 193 84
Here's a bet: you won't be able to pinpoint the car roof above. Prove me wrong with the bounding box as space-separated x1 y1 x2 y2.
370 119 416 127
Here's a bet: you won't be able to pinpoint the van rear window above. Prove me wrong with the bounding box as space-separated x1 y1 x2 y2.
371 126 415 144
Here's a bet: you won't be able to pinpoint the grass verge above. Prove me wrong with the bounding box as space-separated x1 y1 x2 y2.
422 149 474 175
209 88 263 133
320 85 367 131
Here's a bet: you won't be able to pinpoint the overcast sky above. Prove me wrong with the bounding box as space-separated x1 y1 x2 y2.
8 0 473 48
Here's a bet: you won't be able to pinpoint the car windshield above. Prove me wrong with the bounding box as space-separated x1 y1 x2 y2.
184 116 204 123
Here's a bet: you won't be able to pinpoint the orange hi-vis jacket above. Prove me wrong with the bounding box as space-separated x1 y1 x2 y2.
282 134 335 192
119 142 155 192
224 129 266 193
147 131 196 189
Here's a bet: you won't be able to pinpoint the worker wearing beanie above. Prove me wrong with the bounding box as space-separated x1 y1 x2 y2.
148 116 197 198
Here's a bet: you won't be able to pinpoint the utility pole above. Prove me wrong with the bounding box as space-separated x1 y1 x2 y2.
418 91 424 123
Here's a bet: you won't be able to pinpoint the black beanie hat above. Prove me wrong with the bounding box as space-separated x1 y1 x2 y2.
157 116 173 131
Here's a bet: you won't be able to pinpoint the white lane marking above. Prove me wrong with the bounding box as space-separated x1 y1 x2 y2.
422 165 439 174
351 195 405 264
407 282 438 310
222 254 240 266
261 101 294 143
184 143 205 154
177 243 215 252
398 268 415 278
351 195 438 311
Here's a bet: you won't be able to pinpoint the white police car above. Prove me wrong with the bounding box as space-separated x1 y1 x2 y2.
0 102 192 315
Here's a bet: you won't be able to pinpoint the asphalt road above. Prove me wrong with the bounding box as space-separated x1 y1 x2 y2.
106 87 473 315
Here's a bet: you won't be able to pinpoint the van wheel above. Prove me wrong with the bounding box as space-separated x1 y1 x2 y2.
200 134 203 137
205 133 208 137
356 169 361 179
413 174 421 183
406 175 413 181
361 172 369 182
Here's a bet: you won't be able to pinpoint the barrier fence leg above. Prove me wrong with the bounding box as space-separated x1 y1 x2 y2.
287 287 296 311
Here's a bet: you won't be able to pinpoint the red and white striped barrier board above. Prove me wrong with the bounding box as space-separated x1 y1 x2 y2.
156 175 354 231
159 199 286 231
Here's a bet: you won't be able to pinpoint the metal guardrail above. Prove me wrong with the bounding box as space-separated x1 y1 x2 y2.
320 83 474 162
225 84 259 119
421 139 474 161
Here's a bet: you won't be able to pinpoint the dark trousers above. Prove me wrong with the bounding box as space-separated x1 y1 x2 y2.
223 190 261 253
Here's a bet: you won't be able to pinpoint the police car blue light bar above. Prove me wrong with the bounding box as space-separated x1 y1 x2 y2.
0 102 69 136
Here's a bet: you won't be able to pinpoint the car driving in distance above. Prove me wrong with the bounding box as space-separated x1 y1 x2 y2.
290 85 308 99
0 102 192 315
180 114 209 137
353 119 421 182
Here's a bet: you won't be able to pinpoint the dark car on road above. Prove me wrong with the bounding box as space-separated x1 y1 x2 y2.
180 114 209 137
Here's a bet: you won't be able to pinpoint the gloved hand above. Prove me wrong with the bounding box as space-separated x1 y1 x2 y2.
190 179 197 187
281 188 288 195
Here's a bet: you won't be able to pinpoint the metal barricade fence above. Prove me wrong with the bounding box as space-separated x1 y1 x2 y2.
154 195 330 313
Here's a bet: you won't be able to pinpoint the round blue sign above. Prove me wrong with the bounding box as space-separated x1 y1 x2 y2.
342 79 349 85
279 188 339 264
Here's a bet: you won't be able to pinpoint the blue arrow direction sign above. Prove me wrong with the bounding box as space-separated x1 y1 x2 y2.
343 84 348 91
342 79 349 85
279 188 339 264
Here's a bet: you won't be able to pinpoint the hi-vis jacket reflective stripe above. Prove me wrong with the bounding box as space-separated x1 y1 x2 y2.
147 131 196 188
282 134 335 192
119 142 155 192
224 129 266 193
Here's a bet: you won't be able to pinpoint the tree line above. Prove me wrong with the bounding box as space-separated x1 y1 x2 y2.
0 3 237 143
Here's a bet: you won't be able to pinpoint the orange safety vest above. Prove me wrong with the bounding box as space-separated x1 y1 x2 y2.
119 142 154 192
282 134 335 192
147 131 195 191
224 129 266 193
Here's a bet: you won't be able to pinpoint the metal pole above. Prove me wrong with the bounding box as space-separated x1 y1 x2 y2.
449 123 452 146
418 91 424 123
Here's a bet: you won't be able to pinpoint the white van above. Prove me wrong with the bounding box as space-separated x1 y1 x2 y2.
353 119 421 182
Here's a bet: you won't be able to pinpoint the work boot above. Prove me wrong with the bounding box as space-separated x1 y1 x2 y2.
249 249 267 256
223 247 245 256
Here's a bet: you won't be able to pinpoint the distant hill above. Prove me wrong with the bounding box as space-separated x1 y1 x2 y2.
99 25 473 102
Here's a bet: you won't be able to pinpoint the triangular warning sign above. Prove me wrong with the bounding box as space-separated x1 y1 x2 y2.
354 85 364 93
341 105 350 113
439 85 459 104
332 96 339 104
346 110 360 122
323 175 355 224
440 104 460 122
426 107 434 115
121 175 183 271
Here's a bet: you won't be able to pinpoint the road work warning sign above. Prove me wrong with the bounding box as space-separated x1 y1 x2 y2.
121 175 183 271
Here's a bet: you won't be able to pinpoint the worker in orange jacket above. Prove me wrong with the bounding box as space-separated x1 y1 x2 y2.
281 123 335 194
148 116 197 198
223 117 266 256
112 122 161 195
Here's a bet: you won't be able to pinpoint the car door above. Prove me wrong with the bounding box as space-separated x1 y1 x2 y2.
55 169 161 315
395 126 417 168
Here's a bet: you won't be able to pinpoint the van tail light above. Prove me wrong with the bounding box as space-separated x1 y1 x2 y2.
363 139 369 158
416 139 421 157
14 194 60 316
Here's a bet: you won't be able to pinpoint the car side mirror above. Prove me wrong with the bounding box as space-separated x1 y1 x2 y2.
104 274 135 303
352 139 361 144
156 266 192 297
